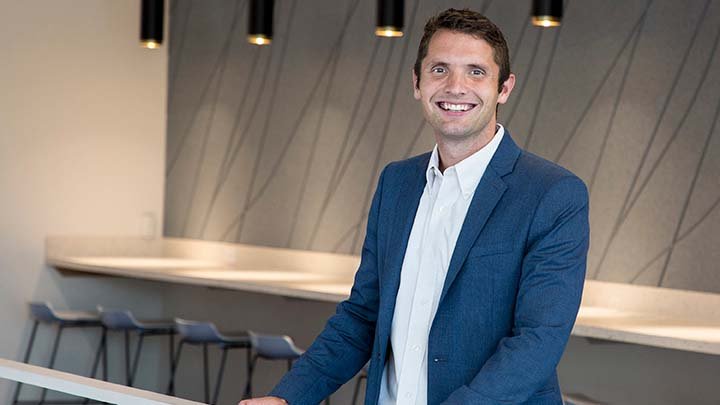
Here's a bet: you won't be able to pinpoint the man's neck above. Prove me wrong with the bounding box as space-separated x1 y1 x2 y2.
436 125 498 172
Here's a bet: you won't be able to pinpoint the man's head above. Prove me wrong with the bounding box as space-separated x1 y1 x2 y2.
414 8 511 92
412 8 515 145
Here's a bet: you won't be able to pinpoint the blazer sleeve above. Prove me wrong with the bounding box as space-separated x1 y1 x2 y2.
443 175 590 404
268 167 388 405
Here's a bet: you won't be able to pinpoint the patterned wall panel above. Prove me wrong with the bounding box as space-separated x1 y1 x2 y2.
165 0 720 293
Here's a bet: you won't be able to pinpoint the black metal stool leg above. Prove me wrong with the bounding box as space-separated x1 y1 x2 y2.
211 347 228 405
203 343 210 404
167 333 175 395
102 328 108 382
12 320 39 405
84 327 107 405
166 340 184 395
123 330 131 385
128 333 145 387
243 352 257 399
89 327 107 379
39 324 64 405
351 374 366 405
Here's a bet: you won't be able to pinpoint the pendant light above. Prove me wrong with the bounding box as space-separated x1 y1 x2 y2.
532 0 562 27
376 0 404 38
140 0 164 49
248 0 274 45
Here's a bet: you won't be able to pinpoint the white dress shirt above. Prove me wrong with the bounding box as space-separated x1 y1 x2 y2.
378 125 505 405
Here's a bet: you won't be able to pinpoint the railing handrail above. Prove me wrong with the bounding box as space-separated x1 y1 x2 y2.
0 358 205 405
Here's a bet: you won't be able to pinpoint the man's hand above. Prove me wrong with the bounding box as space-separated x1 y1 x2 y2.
238 396 288 405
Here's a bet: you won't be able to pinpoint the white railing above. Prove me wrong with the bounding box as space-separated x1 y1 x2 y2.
0 358 205 405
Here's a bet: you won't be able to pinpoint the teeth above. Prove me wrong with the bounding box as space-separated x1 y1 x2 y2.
440 102 473 112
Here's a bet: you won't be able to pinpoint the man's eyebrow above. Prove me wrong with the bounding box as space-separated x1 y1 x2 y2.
467 63 489 70
425 60 448 67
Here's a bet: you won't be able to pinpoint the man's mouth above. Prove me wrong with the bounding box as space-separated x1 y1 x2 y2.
436 102 477 112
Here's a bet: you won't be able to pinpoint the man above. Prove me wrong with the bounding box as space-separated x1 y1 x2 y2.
241 8 588 405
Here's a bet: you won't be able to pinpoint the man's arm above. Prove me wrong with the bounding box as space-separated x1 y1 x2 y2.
444 176 590 404
257 167 389 405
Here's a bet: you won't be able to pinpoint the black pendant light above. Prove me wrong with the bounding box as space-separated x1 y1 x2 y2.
140 0 164 49
248 0 274 45
532 0 562 27
376 0 404 37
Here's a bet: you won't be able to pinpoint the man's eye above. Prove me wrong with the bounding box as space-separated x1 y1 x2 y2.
470 69 485 76
431 67 446 73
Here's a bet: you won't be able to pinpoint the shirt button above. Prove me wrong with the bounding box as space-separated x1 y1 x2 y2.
412 345 421 352
405 392 413 399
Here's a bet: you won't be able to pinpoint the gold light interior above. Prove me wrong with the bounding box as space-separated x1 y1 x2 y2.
375 26 403 38
141 40 161 49
531 16 561 27
248 34 272 45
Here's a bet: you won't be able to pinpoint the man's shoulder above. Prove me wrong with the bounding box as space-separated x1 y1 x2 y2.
512 149 588 198
382 152 432 179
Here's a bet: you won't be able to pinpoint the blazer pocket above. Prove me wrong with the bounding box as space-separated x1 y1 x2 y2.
467 242 513 258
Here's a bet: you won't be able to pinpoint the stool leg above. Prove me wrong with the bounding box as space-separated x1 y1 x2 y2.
167 333 175 395
39 324 64 405
89 327 107 379
124 330 131 385
128 333 145 387
351 374 366 405
101 328 109 382
166 340 184 395
211 347 228 405
83 327 108 405
243 352 257 399
12 320 39 405
203 343 210 404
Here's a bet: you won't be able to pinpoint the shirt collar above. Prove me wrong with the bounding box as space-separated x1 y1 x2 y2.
425 124 505 199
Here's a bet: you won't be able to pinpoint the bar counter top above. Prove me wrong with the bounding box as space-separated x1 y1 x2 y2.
47 236 720 356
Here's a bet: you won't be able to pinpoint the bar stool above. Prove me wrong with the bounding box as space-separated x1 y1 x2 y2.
170 318 251 404
13 302 103 405
91 307 176 388
247 331 330 405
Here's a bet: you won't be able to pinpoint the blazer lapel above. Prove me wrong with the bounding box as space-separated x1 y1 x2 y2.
379 155 428 326
439 133 521 305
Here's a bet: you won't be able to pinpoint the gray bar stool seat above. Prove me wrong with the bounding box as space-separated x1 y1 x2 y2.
170 318 251 405
13 302 103 405
247 331 330 404
90 307 176 389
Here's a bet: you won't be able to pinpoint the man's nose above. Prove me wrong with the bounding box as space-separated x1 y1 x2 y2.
444 72 467 95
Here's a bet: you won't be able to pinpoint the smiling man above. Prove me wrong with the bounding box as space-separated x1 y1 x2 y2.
240 8 588 405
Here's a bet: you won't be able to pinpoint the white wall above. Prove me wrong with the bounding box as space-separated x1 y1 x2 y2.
0 0 168 401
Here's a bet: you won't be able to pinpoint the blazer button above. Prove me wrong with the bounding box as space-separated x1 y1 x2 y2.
433 358 439 363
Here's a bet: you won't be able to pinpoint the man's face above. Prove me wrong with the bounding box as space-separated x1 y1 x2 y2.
413 29 514 144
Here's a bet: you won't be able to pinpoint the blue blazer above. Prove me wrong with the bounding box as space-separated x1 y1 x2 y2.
271 132 589 404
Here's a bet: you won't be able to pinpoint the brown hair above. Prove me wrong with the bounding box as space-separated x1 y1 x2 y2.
414 8 511 92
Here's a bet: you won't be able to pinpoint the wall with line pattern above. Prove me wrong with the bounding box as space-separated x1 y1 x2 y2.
164 0 720 294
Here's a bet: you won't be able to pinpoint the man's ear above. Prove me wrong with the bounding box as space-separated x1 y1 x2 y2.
497 73 516 105
412 69 421 100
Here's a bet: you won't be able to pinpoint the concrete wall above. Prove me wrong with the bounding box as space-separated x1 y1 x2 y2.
164 0 720 295
0 0 168 402
161 1 720 404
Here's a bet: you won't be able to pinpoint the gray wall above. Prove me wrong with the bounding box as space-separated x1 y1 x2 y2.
162 1 720 404
165 0 720 294
0 0 168 402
